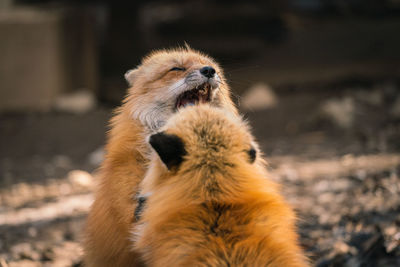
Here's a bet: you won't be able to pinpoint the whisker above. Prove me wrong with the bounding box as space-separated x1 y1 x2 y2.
170 82 187 94
215 80 242 105
231 91 242 107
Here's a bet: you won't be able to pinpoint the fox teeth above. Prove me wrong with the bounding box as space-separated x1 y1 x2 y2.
198 87 207 94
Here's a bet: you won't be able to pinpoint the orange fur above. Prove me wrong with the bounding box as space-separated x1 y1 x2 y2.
83 47 237 266
134 105 309 267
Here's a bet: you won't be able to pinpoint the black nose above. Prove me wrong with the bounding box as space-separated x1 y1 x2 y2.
200 66 216 78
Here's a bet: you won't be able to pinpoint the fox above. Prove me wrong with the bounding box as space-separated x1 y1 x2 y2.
134 105 309 267
83 47 237 266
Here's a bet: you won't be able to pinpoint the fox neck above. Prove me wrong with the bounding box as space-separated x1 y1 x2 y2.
103 105 151 173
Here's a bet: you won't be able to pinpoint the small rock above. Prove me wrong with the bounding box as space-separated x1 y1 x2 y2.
394 232 400 241
384 225 397 236
334 240 352 254
27 227 37 238
241 83 278 111
355 169 367 181
54 90 96 114
68 170 93 188
318 192 335 204
88 147 104 166
321 97 354 129
385 240 399 253
281 165 299 181
10 243 39 261
41 248 55 261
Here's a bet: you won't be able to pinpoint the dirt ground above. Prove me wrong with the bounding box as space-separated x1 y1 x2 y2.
1 79 400 266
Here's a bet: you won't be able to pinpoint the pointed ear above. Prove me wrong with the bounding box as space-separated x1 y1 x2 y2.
149 132 187 170
124 68 138 86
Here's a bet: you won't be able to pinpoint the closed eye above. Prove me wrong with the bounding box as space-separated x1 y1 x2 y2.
170 67 186 72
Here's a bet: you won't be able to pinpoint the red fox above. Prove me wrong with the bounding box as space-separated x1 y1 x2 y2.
84 47 237 266
134 105 309 267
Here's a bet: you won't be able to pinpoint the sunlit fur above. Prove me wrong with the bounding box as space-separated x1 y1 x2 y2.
83 47 237 267
134 105 310 267
125 47 235 132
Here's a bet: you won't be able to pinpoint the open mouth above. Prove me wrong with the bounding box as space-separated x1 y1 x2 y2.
175 82 212 109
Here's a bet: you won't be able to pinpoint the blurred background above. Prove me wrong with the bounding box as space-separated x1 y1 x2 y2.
1 0 400 266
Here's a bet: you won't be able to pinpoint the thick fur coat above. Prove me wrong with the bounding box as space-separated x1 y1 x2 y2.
134 105 309 267
83 48 236 266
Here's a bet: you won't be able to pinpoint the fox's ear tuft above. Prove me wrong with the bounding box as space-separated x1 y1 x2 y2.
149 132 187 170
125 69 138 86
